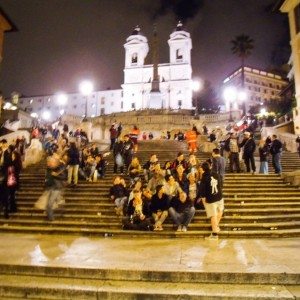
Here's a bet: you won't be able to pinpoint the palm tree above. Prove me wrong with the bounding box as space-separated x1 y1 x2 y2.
231 34 254 115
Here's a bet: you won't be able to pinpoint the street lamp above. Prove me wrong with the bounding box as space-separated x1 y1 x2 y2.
79 80 94 121
191 79 203 116
223 86 237 122
223 86 247 122
56 93 68 118
42 111 51 121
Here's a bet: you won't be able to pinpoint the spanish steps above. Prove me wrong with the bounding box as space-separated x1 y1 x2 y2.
1 140 300 238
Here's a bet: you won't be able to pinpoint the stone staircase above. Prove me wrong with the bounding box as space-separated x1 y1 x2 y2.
0 140 299 238
0 263 298 299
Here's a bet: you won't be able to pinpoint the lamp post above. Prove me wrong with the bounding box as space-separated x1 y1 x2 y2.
56 93 68 119
79 80 94 121
191 79 203 117
223 87 237 122
224 86 247 122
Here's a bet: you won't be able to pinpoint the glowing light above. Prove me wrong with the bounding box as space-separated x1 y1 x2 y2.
42 111 51 120
30 113 38 118
56 94 68 106
191 80 203 92
59 109 65 115
260 108 267 116
223 86 237 102
79 80 94 96
238 91 247 102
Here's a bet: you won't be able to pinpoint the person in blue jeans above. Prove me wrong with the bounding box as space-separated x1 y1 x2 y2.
168 191 195 232
270 134 283 175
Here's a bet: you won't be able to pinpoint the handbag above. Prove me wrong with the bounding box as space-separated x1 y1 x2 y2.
115 153 124 167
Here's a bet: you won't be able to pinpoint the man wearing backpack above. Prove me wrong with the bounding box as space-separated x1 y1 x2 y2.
270 134 283 175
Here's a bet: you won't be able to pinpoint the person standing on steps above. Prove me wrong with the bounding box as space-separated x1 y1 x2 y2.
198 161 224 240
239 131 256 174
129 125 140 153
258 139 269 174
109 124 118 151
270 134 283 175
211 148 226 189
185 126 199 153
122 135 134 173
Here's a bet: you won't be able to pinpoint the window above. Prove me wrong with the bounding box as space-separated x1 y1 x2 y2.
295 3 300 34
38 99 42 103
100 108 105 115
101 97 105 105
269 83 273 88
121 91 123 97
176 49 183 60
131 53 138 64
264 89 267 94
131 103 136 109
276 85 280 89
121 101 123 109
178 100 182 107
73 105 77 109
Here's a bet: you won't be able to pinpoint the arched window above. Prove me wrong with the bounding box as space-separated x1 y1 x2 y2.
131 53 138 64
176 49 183 60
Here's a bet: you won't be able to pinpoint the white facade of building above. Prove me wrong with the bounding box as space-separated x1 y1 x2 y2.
18 22 193 121
222 66 288 113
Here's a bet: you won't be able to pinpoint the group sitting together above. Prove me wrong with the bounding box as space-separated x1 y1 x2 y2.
110 150 224 239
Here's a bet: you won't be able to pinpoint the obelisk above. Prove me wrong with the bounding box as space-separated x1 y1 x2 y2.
149 25 163 109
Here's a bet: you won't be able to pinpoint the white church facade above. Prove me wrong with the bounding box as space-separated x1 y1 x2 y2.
18 22 194 121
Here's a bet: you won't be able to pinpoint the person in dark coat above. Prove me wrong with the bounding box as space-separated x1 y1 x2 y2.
270 134 283 175
67 141 80 187
123 190 153 231
113 138 124 174
150 185 169 231
239 131 256 174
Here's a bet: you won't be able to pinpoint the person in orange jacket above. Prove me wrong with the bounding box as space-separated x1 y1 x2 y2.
185 126 199 153
129 125 141 153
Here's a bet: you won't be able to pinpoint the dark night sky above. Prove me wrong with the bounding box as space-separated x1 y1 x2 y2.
0 0 289 97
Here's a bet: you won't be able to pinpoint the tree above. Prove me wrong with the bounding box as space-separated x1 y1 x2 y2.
231 34 254 115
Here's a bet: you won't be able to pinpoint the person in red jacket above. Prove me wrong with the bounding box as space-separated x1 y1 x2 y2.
185 126 199 153
129 125 140 153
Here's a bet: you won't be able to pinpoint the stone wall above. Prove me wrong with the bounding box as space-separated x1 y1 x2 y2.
61 110 237 142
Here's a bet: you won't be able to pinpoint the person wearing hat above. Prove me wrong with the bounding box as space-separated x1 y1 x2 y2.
239 132 256 174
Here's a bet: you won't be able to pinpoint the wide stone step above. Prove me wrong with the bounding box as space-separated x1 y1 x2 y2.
0 224 299 238
0 274 296 299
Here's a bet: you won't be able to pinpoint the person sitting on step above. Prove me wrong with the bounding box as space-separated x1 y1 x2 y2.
143 154 158 182
128 157 142 187
110 176 128 216
150 185 169 231
123 190 153 231
168 191 195 232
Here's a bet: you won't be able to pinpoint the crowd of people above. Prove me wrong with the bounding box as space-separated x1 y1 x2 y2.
0 117 288 239
110 149 224 240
